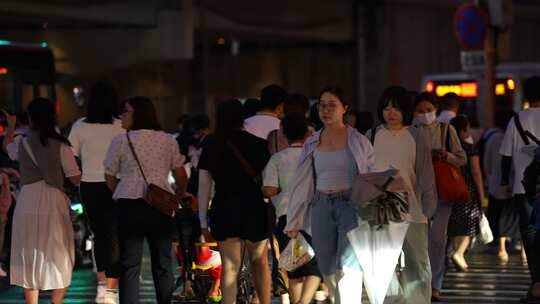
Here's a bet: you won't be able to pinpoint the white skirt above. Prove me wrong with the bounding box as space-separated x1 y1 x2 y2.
10 181 75 290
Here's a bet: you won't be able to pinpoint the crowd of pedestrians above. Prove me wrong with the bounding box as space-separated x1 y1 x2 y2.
0 76 540 304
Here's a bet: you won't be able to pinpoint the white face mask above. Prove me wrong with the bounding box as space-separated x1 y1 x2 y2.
464 136 474 144
417 111 437 125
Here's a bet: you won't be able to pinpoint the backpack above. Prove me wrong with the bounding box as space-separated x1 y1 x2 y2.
516 113 540 203
477 128 502 179
523 149 540 203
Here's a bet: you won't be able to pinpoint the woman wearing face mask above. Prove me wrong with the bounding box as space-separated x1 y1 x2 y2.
285 86 374 304
447 115 485 271
366 87 436 303
414 92 467 302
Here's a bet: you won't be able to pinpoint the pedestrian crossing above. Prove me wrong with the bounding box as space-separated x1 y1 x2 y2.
0 251 531 303
439 252 530 303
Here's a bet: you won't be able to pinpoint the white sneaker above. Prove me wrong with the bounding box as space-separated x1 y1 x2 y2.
95 284 106 303
0 265 7 277
103 289 119 304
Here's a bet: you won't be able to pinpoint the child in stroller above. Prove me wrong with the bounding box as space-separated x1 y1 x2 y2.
174 194 222 303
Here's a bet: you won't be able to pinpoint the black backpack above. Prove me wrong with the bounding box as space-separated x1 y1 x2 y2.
515 113 540 202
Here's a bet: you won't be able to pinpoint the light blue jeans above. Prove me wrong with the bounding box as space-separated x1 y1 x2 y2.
311 190 363 304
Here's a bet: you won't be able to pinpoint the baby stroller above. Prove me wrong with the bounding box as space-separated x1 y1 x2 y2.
174 195 222 303
173 195 254 304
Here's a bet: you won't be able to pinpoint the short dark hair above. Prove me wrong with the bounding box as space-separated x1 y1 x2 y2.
125 96 162 131
284 93 310 115
450 115 470 134
524 76 540 104
318 85 349 108
243 98 260 118
414 92 438 108
177 114 189 125
282 112 308 142
190 113 210 132
494 111 514 129
440 93 461 111
260 85 287 111
377 86 415 126
85 82 118 124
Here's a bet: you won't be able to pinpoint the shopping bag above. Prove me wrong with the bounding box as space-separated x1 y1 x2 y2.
479 213 494 244
278 233 315 272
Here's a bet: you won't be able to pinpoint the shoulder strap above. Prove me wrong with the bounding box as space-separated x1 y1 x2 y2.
226 140 261 184
514 113 530 145
482 128 500 145
446 124 452 150
126 133 149 186
514 113 540 146
22 138 38 167
439 123 452 151
440 124 447 150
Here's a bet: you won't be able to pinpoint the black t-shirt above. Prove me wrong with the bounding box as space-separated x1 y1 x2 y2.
198 131 270 200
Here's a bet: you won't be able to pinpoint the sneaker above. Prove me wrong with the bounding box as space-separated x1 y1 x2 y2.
95 284 106 303
103 289 119 304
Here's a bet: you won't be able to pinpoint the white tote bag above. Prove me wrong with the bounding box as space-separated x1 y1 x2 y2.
479 213 494 244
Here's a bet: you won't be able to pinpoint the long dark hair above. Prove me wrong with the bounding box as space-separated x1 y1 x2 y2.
85 82 118 124
125 96 162 131
211 99 244 173
27 98 71 146
450 115 470 135
215 99 244 141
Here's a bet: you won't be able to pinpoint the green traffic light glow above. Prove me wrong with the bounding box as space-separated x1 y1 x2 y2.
41 42 48 48
0 40 12 46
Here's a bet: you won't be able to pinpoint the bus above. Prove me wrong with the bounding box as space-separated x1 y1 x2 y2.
421 63 540 126
0 40 56 115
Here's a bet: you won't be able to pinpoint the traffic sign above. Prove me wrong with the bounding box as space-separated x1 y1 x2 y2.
454 4 489 50
461 50 486 72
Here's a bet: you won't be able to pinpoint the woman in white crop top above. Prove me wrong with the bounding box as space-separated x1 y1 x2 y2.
286 86 375 304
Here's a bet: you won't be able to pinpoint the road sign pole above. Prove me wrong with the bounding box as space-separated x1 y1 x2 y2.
481 28 496 128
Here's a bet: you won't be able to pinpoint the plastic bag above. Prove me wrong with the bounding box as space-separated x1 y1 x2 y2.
278 233 315 272
479 213 494 244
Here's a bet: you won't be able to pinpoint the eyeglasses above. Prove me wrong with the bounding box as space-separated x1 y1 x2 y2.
317 102 338 111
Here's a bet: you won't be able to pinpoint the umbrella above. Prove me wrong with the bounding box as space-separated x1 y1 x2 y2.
348 168 410 304
347 219 409 304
